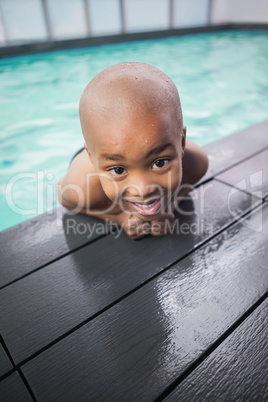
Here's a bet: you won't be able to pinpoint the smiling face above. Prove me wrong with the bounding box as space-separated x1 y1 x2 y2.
80 63 185 220
86 109 185 219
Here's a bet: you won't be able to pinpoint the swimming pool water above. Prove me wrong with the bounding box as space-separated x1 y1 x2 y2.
1 30 268 231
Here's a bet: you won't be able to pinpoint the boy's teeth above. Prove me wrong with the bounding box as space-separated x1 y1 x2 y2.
134 199 158 209
129 197 162 216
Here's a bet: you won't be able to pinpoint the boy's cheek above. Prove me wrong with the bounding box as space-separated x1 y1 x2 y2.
163 163 183 194
99 177 120 202
170 170 183 192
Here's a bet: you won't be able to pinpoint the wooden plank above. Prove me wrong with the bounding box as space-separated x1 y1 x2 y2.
203 120 268 181
21 204 268 401
0 207 109 288
1 121 267 288
217 148 268 199
165 298 268 401
0 372 33 402
0 344 13 379
0 180 260 364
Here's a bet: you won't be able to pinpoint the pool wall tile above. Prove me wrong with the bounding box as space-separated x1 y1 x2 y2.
87 0 122 36
173 0 210 28
0 0 47 42
124 0 170 32
46 0 87 39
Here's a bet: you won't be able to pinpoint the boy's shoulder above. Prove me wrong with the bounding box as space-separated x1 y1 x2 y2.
58 149 111 212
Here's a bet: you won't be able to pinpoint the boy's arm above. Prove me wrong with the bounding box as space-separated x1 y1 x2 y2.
57 149 119 215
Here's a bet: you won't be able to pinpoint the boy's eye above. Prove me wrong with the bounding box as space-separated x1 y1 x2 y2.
152 159 168 169
109 167 126 176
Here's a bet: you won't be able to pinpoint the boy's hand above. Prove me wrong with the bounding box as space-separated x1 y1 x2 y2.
125 212 175 240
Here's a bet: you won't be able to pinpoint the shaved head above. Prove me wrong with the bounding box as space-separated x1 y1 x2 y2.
79 62 183 149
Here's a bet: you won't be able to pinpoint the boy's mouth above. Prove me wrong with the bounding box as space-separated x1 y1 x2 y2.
126 197 162 216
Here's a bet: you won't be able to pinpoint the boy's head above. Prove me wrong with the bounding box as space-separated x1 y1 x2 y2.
79 62 186 219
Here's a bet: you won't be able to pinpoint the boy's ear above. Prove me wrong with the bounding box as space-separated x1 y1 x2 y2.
181 126 186 156
84 143 93 163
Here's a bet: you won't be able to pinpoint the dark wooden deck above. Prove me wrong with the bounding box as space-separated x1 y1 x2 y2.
1 120 268 402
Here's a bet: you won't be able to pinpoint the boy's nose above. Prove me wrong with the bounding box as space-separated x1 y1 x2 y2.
123 174 159 199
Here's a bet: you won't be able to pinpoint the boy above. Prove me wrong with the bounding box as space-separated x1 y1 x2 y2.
58 62 208 239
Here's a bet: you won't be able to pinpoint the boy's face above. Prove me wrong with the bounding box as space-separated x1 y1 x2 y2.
86 109 185 220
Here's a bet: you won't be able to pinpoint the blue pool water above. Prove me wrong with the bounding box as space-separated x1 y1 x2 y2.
1 30 268 231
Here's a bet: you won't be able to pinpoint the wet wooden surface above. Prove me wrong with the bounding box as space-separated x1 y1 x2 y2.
165 298 268 401
0 120 268 401
0 372 33 402
0 344 13 378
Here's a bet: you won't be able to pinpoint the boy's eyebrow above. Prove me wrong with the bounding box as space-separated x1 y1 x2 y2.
99 144 174 162
99 154 127 162
146 144 174 158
